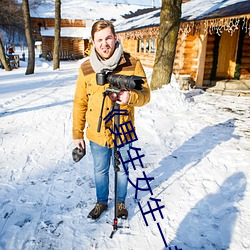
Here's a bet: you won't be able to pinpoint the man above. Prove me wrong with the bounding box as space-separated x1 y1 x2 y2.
72 20 150 220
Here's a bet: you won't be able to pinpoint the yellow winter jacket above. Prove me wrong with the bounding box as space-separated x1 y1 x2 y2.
72 52 150 148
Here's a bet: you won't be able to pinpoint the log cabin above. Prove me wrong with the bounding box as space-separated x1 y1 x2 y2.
115 0 250 93
31 18 92 60
30 1 152 61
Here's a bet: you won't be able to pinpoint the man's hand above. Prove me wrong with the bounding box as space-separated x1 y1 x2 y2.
116 90 130 105
74 139 85 149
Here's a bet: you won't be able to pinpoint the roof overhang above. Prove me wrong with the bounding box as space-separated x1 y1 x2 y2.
40 27 91 39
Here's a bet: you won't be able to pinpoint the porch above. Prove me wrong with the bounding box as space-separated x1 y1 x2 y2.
205 79 250 97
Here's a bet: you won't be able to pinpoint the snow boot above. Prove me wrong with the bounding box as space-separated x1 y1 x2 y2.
87 202 108 220
117 202 128 219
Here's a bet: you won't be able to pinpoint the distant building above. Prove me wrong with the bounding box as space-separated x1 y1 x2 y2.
31 17 92 60
115 0 250 90
30 1 151 60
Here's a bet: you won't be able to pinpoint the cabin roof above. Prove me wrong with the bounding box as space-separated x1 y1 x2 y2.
115 8 160 33
182 0 250 21
115 0 250 32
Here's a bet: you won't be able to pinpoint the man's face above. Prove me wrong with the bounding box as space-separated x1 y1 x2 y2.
93 27 117 60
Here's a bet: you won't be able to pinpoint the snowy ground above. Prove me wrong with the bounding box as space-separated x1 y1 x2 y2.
0 50 250 250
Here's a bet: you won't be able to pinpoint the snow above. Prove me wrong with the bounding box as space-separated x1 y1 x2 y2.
40 27 92 39
0 48 250 250
114 9 160 32
30 0 153 20
181 0 249 21
114 0 249 32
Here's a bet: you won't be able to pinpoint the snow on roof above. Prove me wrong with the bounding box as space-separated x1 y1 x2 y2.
30 0 151 20
182 0 250 21
114 0 250 32
114 8 160 32
40 27 91 39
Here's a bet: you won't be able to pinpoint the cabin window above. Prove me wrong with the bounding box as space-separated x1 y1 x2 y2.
137 38 156 54
150 38 155 53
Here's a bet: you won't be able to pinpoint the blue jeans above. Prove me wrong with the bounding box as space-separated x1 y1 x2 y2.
90 141 131 205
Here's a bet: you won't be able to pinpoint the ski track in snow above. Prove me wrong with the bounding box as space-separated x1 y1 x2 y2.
0 58 250 250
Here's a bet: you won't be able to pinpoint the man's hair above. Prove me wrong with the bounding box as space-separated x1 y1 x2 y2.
91 20 116 40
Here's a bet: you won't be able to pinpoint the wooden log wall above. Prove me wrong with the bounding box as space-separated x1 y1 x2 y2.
173 34 199 80
120 38 156 68
120 31 200 78
183 35 198 79
32 18 86 29
173 34 185 75
41 37 53 58
72 38 87 56
203 34 215 82
134 53 156 68
61 38 74 52
120 39 137 54
41 37 86 58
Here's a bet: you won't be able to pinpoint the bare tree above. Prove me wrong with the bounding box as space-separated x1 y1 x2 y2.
151 0 182 90
0 37 11 71
53 0 61 70
0 0 24 38
22 0 35 75
0 0 23 71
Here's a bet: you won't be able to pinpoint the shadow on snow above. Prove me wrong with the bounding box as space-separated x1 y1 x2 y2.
168 172 247 250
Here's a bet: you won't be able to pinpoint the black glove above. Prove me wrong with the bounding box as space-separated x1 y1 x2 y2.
72 146 86 162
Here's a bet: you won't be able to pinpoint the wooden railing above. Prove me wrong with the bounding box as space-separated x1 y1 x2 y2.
46 51 83 61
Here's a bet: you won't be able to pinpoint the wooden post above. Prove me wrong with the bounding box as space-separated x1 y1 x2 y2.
195 32 207 88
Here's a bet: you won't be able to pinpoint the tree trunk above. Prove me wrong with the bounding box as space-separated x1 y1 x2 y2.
53 0 61 70
22 0 35 75
151 0 182 90
0 37 11 71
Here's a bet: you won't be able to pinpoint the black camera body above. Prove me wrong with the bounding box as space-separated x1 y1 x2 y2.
96 70 144 90
72 146 86 163
95 70 145 132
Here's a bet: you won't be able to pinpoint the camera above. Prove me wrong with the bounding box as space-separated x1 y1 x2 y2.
72 146 86 162
96 70 145 133
96 70 144 90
